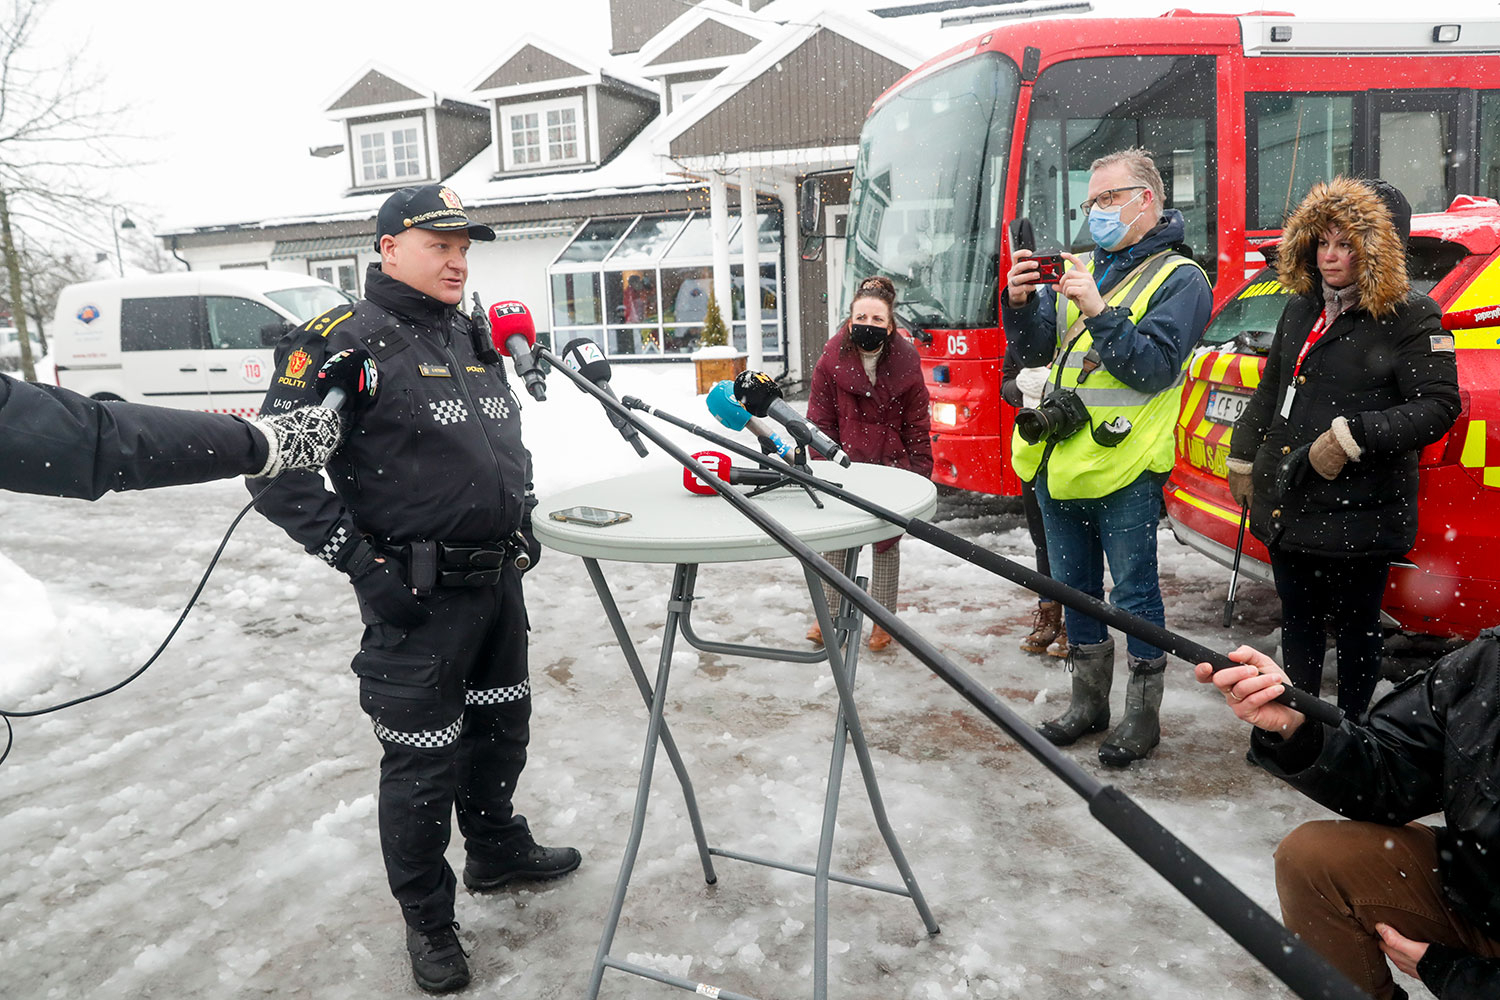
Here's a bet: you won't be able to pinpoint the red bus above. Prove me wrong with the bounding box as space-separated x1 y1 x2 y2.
844 11 1500 495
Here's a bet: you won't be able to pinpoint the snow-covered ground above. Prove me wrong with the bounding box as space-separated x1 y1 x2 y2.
0 365 1426 999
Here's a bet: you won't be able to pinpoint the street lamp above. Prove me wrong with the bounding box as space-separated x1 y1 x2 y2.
110 205 136 277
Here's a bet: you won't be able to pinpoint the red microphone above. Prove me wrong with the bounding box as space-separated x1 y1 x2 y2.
683 450 783 495
487 300 547 400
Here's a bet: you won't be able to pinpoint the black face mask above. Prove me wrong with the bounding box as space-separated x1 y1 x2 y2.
850 322 888 352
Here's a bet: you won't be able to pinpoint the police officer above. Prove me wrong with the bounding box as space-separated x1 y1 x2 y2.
249 184 578 994
0 370 342 499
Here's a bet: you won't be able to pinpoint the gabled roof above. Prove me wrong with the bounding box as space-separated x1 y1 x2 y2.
635 0 775 75
468 33 655 103
650 6 926 158
324 62 436 119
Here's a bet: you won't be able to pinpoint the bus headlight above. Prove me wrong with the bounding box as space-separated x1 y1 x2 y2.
931 402 958 426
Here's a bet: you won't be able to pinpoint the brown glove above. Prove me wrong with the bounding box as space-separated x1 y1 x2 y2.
1308 428 1349 480
1226 470 1253 509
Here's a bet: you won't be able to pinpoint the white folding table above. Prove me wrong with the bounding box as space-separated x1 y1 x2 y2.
533 464 941 1000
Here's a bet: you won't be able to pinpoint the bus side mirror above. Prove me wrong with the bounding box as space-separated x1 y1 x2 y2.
798 178 823 237
800 234 825 262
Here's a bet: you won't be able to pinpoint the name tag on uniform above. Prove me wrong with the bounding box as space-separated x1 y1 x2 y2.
1280 384 1296 418
418 363 452 377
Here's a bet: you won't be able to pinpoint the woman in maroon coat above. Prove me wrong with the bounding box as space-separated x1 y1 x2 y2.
805 275 933 651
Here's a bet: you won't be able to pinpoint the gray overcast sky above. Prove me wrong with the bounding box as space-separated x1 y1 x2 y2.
22 0 1494 258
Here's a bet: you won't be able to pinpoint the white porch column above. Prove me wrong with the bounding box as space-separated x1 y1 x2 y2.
777 178 803 381
708 172 733 338
739 169 763 371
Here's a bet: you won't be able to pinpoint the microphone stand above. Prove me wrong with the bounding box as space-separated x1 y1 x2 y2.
537 348 1364 1000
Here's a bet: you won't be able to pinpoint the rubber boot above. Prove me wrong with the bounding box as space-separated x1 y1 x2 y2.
1098 653 1166 767
1036 638 1114 746
1020 601 1062 654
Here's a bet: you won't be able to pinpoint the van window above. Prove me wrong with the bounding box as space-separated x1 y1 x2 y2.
206 296 284 350
265 285 356 324
121 297 203 351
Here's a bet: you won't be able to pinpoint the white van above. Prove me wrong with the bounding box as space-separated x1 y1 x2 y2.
51 271 355 416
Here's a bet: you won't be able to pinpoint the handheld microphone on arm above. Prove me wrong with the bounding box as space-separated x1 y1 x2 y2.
681 449 784 495
559 337 650 458
314 348 380 413
487 301 548 401
732 370 851 467
705 380 796 461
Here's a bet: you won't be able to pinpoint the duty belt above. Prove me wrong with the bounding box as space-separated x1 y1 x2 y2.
405 539 519 594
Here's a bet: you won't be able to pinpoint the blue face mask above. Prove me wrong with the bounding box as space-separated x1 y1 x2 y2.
1087 190 1145 251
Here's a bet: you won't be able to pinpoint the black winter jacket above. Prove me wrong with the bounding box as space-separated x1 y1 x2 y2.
1 372 268 499
1253 628 1500 999
1229 292 1459 556
248 266 534 565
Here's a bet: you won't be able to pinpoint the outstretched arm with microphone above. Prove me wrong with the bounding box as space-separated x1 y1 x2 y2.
0 369 348 500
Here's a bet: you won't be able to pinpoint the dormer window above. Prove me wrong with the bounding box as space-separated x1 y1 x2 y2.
500 96 586 170
350 117 428 186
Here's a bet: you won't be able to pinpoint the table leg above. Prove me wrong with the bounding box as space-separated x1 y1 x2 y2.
585 560 717 1000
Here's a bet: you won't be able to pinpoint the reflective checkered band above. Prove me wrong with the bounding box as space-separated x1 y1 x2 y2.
478 396 510 421
428 399 469 425
372 715 463 749
318 525 352 567
467 680 530 706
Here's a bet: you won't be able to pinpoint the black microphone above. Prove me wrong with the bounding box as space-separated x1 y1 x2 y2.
314 349 379 413
732 370 851 467
488 301 547 401
559 337 649 458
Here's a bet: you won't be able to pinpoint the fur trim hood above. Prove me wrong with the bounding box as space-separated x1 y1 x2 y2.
1275 176 1411 319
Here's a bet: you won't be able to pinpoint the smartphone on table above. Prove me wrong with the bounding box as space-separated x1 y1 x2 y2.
549 506 633 527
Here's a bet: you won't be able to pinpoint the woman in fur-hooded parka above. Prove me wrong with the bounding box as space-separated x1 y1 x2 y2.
1226 176 1460 714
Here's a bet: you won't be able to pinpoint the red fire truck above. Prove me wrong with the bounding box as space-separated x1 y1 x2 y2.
845 10 1500 494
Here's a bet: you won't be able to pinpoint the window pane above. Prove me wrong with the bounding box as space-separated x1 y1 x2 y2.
557 217 633 263
1249 94 1354 229
1378 107 1451 214
729 264 778 322
660 267 713 324
510 112 541 166
661 325 703 354
605 270 659 325
731 323 780 357
554 329 604 356
1021 56 1217 277
121 296 201 352
206 296 285 350
664 214 714 259
547 107 578 161
607 214 688 263
391 127 421 178
1481 93 1500 200
359 131 388 182
551 271 601 326
265 285 356 323
608 326 667 356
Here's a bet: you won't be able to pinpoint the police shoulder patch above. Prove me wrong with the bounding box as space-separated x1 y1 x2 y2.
303 305 357 338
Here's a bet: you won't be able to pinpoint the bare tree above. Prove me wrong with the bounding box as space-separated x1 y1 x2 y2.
17 239 92 350
0 0 131 381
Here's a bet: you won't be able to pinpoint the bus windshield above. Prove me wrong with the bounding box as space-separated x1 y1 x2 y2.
846 53 1018 330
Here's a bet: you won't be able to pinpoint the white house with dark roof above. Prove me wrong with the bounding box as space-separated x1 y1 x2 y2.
159 0 1033 384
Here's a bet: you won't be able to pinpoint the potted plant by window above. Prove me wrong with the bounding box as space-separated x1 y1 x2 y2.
691 292 745 394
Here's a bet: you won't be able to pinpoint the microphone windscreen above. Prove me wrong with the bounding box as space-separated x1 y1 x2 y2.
488 301 536 355
683 450 730 495
561 336 611 383
732 369 781 418
705 380 751 431
316 348 379 411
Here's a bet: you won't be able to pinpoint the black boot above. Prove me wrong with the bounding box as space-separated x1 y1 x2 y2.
1037 638 1114 746
464 838 581 892
1099 653 1166 767
406 922 470 994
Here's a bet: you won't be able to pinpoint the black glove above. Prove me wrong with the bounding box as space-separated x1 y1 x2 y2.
342 538 427 628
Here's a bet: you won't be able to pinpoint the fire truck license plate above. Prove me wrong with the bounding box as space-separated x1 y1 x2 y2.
1205 388 1251 425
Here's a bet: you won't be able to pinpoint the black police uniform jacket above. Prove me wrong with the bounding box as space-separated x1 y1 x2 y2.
249 265 534 564
1229 177 1460 558
1251 628 1500 998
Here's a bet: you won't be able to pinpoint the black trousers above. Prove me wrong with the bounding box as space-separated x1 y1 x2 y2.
1269 547 1391 718
1020 477 1052 590
351 567 531 930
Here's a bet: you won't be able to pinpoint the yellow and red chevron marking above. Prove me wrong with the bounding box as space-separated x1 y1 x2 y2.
1177 350 1264 476
1457 419 1500 489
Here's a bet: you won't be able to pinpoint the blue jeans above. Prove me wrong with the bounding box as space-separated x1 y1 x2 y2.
1034 470 1167 660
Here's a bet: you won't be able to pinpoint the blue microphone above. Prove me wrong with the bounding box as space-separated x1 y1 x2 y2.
705 380 796 461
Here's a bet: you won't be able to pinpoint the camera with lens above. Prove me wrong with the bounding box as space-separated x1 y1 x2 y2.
1015 388 1091 445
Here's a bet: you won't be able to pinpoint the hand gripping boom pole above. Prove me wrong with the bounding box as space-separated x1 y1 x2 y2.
534 348 1365 1000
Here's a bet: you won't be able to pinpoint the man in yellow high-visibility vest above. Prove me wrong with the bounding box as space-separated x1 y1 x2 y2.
1002 148 1212 767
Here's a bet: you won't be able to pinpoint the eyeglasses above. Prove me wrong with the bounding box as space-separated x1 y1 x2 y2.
1080 186 1147 216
